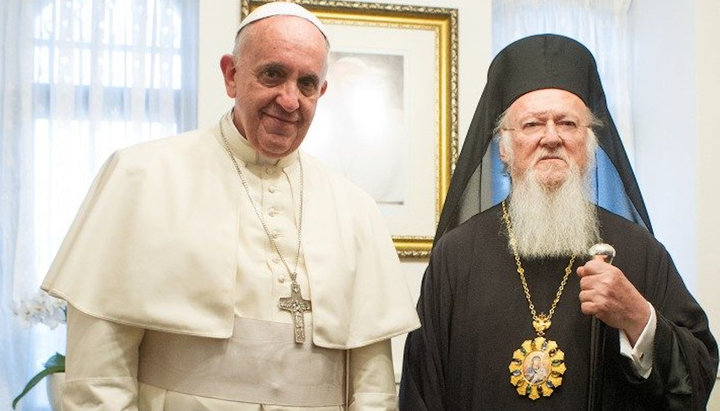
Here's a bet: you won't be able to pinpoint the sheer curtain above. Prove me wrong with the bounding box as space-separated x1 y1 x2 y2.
1 0 197 409
489 0 635 217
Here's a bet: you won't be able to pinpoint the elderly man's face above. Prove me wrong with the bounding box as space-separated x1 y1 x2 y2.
500 89 590 190
221 16 328 158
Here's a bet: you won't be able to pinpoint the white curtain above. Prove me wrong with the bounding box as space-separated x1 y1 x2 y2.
492 0 634 160
1 0 197 409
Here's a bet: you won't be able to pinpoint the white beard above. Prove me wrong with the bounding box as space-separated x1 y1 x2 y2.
508 164 600 259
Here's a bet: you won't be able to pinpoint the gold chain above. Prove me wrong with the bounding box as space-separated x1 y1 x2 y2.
501 200 575 337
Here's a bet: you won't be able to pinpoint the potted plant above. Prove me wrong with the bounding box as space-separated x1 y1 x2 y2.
11 291 66 409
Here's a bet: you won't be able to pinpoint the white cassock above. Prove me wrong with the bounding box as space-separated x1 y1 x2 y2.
43 111 420 410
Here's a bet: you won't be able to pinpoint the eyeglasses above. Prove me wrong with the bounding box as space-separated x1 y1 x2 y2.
502 119 590 138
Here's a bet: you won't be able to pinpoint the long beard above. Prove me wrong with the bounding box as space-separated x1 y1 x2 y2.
508 165 600 259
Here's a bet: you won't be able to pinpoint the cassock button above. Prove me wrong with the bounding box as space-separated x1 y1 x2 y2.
278 276 286 284
268 207 278 217
265 167 274 175
268 186 277 193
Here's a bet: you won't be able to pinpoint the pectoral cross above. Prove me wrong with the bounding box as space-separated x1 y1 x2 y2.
279 280 312 343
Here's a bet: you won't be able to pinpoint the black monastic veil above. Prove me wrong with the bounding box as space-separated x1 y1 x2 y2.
434 33 652 244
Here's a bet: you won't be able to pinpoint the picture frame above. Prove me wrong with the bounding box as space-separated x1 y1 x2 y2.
241 0 458 259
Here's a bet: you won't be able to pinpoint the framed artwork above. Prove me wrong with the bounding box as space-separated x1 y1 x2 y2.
241 0 458 258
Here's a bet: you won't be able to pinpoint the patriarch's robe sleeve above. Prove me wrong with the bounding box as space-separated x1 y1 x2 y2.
63 305 145 410
613 234 718 411
399 239 454 411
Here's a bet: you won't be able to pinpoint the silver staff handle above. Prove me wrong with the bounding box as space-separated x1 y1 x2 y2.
588 243 616 265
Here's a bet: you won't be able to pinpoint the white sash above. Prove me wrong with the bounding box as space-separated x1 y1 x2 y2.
137 317 345 406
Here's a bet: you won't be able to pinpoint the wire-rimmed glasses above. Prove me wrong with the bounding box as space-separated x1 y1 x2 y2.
502 119 590 138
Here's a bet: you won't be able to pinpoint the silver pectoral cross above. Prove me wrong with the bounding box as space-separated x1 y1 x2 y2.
279 281 312 343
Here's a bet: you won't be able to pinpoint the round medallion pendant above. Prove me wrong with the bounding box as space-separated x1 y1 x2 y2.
509 337 566 400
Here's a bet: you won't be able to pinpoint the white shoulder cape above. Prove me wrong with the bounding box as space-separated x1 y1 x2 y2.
42 123 420 349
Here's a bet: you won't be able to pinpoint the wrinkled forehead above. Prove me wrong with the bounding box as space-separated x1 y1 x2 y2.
508 88 588 119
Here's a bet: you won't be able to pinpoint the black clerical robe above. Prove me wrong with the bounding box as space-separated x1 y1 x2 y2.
400 204 718 410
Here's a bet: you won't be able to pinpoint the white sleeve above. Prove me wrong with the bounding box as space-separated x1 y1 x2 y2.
63 304 145 411
348 339 398 411
618 301 656 379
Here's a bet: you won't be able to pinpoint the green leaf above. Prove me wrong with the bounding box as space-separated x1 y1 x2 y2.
44 353 65 369
12 353 65 409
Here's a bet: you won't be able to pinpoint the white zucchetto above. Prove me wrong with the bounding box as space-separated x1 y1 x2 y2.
237 1 328 40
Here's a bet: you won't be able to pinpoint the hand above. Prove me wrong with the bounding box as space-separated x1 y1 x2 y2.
577 256 650 345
